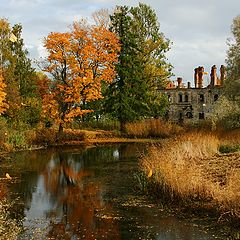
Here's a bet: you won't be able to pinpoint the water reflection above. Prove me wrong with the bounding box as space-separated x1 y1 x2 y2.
24 151 121 239
2 144 224 239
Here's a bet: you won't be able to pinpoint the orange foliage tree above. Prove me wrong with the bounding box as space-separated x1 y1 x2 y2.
0 73 8 115
42 20 120 133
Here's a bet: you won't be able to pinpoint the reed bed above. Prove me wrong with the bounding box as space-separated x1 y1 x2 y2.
125 119 183 138
141 131 240 223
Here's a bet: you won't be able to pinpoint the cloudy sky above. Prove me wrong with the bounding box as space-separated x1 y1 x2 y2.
0 0 239 85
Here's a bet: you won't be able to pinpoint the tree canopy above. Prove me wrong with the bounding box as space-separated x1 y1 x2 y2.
104 3 171 130
0 18 40 126
42 20 120 132
213 15 240 129
225 15 240 100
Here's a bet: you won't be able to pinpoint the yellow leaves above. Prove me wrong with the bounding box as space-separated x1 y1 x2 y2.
64 108 93 122
9 33 17 43
41 93 59 121
0 73 9 115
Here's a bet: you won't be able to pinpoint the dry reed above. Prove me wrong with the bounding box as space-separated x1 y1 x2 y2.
141 130 240 222
125 119 183 138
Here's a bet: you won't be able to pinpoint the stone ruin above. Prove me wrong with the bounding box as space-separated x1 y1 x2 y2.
160 65 225 123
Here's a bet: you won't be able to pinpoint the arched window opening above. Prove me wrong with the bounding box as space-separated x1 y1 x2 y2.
179 94 183 103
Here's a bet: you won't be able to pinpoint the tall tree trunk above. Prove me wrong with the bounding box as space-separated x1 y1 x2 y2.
58 123 63 133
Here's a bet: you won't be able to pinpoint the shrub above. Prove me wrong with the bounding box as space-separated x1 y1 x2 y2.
7 131 27 149
61 129 86 141
33 128 57 145
75 119 120 131
219 145 240 153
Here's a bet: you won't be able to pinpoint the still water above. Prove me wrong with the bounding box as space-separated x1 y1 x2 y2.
1 144 223 239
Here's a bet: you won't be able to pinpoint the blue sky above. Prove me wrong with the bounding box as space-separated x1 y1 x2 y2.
1 0 239 85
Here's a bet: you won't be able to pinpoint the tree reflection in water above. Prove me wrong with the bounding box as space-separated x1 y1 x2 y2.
42 153 120 239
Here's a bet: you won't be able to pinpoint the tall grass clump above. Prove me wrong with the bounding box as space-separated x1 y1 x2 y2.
141 130 240 223
142 132 219 202
125 119 183 138
220 128 240 146
212 169 240 223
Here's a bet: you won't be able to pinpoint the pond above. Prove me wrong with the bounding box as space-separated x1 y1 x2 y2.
1 143 225 239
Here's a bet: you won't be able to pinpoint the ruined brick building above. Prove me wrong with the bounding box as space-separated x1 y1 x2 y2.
160 65 226 123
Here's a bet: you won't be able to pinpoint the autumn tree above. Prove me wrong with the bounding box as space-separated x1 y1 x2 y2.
42 20 120 133
0 18 20 120
104 4 171 130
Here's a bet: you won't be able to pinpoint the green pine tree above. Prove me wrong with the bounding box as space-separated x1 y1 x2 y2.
104 3 172 131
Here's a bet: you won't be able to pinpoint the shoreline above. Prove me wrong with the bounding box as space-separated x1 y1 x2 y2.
0 136 162 158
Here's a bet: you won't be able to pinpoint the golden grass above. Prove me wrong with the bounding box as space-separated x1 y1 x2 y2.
141 130 240 222
125 119 183 138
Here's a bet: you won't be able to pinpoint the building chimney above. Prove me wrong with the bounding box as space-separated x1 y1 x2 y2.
177 77 183 88
197 66 204 88
194 68 198 88
220 65 226 85
187 82 191 89
210 65 217 87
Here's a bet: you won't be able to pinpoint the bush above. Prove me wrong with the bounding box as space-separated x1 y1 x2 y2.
61 129 86 141
74 119 120 131
33 128 57 145
7 131 27 149
219 145 240 153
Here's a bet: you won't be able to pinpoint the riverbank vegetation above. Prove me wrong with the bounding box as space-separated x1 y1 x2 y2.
140 129 240 234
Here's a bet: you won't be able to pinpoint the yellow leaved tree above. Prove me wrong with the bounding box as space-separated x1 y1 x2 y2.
42 20 120 133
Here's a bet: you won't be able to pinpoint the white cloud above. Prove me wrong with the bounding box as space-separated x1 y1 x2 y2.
0 0 239 80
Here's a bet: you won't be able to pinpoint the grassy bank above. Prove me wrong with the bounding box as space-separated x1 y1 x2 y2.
141 130 240 229
0 118 183 154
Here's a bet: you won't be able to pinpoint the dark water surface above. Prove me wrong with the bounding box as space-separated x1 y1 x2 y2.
1 144 224 239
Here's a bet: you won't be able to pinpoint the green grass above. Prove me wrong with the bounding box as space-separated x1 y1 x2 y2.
219 145 240 153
